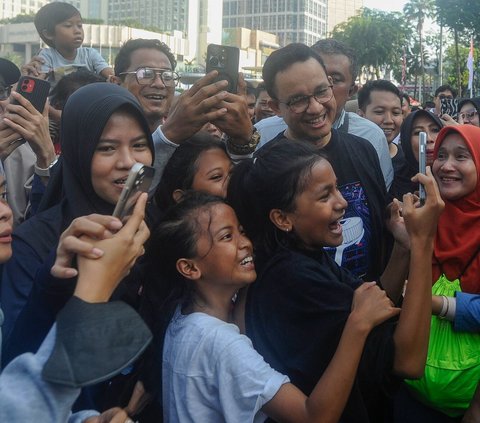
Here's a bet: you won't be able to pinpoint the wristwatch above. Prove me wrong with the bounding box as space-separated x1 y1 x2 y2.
34 155 59 177
226 127 261 155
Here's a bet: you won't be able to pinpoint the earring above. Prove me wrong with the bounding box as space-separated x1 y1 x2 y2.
285 228 290 233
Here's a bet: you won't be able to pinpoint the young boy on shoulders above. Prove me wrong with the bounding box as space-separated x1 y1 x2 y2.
34 2 113 85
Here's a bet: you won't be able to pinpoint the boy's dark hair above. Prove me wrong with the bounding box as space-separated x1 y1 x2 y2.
357 79 402 111
255 82 268 98
311 38 358 82
34 2 80 48
246 80 256 97
50 70 105 110
401 92 411 106
435 84 457 98
227 141 327 257
114 39 177 78
262 43 327 99
154 133 229 210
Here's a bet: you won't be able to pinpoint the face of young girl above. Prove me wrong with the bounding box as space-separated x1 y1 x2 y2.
433 133 478 201
193 203 256 288
411 115 441 166
191 149 233 199
91 110 153 205
286 159 348 249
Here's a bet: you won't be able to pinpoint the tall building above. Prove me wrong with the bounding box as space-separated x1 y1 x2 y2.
0 0 47 20
107 0 222 66
223 0 328 47
327 0 363 35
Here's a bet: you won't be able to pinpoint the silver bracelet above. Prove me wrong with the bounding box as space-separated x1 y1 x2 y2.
438 295 448 318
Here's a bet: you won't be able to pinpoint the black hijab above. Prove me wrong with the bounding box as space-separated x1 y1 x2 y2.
39 82 154 218
400 109 443 177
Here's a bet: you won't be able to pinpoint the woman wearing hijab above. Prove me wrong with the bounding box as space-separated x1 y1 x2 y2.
396 125 480 422
1 82 154 366
399 109 443 193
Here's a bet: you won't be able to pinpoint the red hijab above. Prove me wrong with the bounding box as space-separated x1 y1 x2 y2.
433 125 480 293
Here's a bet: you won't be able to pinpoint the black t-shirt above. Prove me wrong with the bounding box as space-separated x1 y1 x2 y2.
259 130 390 280
246 247 399 423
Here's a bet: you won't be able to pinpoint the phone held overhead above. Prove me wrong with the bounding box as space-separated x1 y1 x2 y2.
206 44 240 93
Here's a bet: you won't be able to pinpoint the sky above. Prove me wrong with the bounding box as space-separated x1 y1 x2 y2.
362 0 408 12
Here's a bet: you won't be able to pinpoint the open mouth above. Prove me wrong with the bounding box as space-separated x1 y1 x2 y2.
305 113 327 127
240 255 254 269
114 176 128 187
328 216 344 234
144 94 166 101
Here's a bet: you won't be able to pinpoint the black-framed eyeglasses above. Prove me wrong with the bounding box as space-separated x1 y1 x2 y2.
0 85 12 101
280 84 334 114
119 67 180 87
459 109 478 121
438 94 453 100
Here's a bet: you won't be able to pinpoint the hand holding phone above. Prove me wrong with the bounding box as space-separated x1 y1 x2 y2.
12 76 50 113
112 163 155 220
206 44 240 93
418 131 427 206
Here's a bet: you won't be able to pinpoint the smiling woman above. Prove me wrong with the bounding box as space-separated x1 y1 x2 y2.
1 83 155 359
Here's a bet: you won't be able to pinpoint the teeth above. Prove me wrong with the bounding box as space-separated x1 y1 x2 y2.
240 256 253 265
145 95 165 100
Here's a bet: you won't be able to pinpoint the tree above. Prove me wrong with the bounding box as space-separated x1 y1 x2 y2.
435 0 480 96
332 8 408 80
403 0 435 103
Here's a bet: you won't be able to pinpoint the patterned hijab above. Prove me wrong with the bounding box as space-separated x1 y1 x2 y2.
433 125 480 293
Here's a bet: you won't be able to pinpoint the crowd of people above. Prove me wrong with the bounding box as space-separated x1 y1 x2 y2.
0 2 479 422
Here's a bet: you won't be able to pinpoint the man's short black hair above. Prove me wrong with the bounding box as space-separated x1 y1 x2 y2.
400 92 410 106
435 84 457 98
311 38 358 82
255 82 268 98
34 2 80 48
358 79 402 111
246 80 256 97
114 39 177 78
262 43 327 99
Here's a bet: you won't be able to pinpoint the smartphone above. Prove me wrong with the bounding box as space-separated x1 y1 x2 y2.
112 163 155 220
418 131 427 206
439 97 458 119
12 76 50 113
206 44 239 93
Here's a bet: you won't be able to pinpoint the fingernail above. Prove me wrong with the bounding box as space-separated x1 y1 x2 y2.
65 268 78 278
92 248 104 257
109 219 123 230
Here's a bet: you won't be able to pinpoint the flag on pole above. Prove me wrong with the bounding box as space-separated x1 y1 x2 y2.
467 36 474 92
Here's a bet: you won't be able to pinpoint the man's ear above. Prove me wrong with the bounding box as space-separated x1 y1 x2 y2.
268 99 282 117
176 258 201 281
172 189 185 204
269 208 293 232
348 84 358 98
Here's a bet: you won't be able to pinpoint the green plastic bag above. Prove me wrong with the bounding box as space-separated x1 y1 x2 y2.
405 274 480 417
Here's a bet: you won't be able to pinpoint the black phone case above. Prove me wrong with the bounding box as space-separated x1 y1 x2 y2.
12 76 50 113
440 98 458 119
206 44 239 93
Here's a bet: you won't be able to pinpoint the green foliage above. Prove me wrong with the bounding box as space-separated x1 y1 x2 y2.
443 44 479 93
0 13 35 24
331 8 408 79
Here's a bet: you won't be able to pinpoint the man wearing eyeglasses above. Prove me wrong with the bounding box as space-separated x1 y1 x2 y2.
258 43 401 285
113 39 254 187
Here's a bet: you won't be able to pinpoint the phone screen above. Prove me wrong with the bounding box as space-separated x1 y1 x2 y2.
418 132 427 206
439 97 458 119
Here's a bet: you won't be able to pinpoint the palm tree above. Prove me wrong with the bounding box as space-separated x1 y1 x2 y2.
403 0 435 103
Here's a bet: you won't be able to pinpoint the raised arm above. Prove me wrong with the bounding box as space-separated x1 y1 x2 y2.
392 167 444 378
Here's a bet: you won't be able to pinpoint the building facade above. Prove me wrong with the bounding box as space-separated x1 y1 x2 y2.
222 0 328 47
327 0 363 35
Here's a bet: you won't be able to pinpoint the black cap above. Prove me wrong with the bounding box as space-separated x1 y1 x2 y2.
0 58 20 85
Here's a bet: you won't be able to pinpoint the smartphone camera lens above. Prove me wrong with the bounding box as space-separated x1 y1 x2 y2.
209 56 219 67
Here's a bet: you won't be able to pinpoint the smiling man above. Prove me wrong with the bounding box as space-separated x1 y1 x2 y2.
258 43 391 281
357 79 412 199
